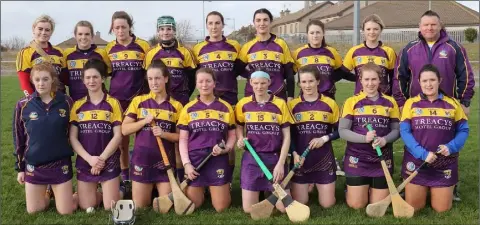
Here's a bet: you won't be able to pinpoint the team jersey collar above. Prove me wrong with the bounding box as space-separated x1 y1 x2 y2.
420 92 444 101
307 42 325 49
363 40 383 50
116 34 136 46
205 35 226 43
75 44 97 53
196 95 218 105
252 93 274 103
255 33 276 43
358 90 382 99
300 92 322 102
86 91 107 103
159 39 179 50
32 91 56 98
148 91 170 102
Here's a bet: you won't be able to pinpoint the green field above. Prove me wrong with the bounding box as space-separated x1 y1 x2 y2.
1 77 478 224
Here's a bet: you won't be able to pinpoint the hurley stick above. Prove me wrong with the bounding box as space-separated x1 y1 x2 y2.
154 142 223 213
250 147 310 220
152 122 195 215
366 161 427 217
243 139 310 223
365 123 414 218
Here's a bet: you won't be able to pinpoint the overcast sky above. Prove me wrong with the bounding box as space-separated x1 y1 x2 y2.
1 1 479 45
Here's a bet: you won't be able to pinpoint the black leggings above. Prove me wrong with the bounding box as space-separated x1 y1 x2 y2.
346 175 388 189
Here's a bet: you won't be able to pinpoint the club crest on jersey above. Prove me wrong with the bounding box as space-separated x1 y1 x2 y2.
70 61 76 68
78 112 84 121
439 50 448 58
29 112 39 120
141 109 149 117
356 57 362 64
302 58 308 65
59 109 66 117
62 165 69 174
445 110 451 117
381 58 386 66
27 164 35 172
112 53 118 59
406 162 415 171
357 107 365 114
323 114 328 121
250 54 257 60
385 159 392 168
349 156 359 164
415 108 423 115
135 52 141 59
228 53 233 60
368 56 375 63
168 112 173 121
275 53 280 60
271 114 277 122
326 57 331 64
216 169 225 178
245 113 251 121
295 113 302 121
190 112 198 120
443 169 452 179
219 112 225 121
203 54 209 61
105 112 111 121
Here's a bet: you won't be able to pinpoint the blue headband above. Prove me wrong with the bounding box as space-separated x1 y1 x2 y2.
250 71 270 80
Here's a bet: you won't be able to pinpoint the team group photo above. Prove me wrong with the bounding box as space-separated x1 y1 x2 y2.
1 0 478 224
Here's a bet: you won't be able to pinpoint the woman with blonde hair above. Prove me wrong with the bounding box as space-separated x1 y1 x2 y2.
16 14 68 97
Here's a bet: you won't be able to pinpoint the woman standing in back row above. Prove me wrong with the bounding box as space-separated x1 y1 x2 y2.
292 19 349 99
238 8 295 101
105 11 151 183
341 14 396 95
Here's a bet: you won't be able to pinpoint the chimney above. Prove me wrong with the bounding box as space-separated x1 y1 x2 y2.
360 1 369 8
285 9 291 15
96 31 101 37
310 0 316 7
280 10 285 17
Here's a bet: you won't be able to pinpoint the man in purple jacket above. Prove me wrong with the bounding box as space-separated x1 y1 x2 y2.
393 10 475 115
393 10 475 202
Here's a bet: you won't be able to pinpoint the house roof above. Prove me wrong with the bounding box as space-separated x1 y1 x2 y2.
325 1 479 30
56 31 109 46
312 1 354 20
270 1 334 27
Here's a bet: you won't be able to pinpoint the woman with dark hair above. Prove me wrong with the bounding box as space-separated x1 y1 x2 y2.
400 64 469 213
69 58 123 210
105 11 151 183
292 19 347 99
339 62 401 209
341 14 397 95
288 65 340 208
238 8 295 102
121 60 183 208
192 10 242 189
178 68 236 212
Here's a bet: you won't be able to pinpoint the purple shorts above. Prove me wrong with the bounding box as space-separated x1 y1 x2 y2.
24 158 73 185
343 152 394 178
291 149 337 184
171 92 190 106
189 148 231 187
130 162 170 184
401 151 458 187
77 153 121 183
240 151 287 192
119 100 132 112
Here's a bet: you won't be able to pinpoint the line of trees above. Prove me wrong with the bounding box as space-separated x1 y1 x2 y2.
1 36 27 51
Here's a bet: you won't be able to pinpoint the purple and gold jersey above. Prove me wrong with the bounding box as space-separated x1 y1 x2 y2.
292 44 343 97
192 36 242 105
69 94 122 169
400 94 467 167
177 97 235 151
288 94 339 162
64 45 111 101
238 34 294 98
105 35 150 102
341 91 400 176
144 42 196 95
16 42 66 78
235 95 294 153
342 42 396 95
125 92 183 167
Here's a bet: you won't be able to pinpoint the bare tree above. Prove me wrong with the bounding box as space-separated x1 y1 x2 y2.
1 36 27 50
175 20 194 43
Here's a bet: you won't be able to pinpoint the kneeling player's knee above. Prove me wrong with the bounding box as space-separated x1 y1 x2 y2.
432 202 451 213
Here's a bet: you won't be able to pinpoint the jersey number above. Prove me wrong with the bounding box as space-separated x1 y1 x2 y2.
206 112 210 118
258 114 264 121
91 113 98 119
309 113 315 120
